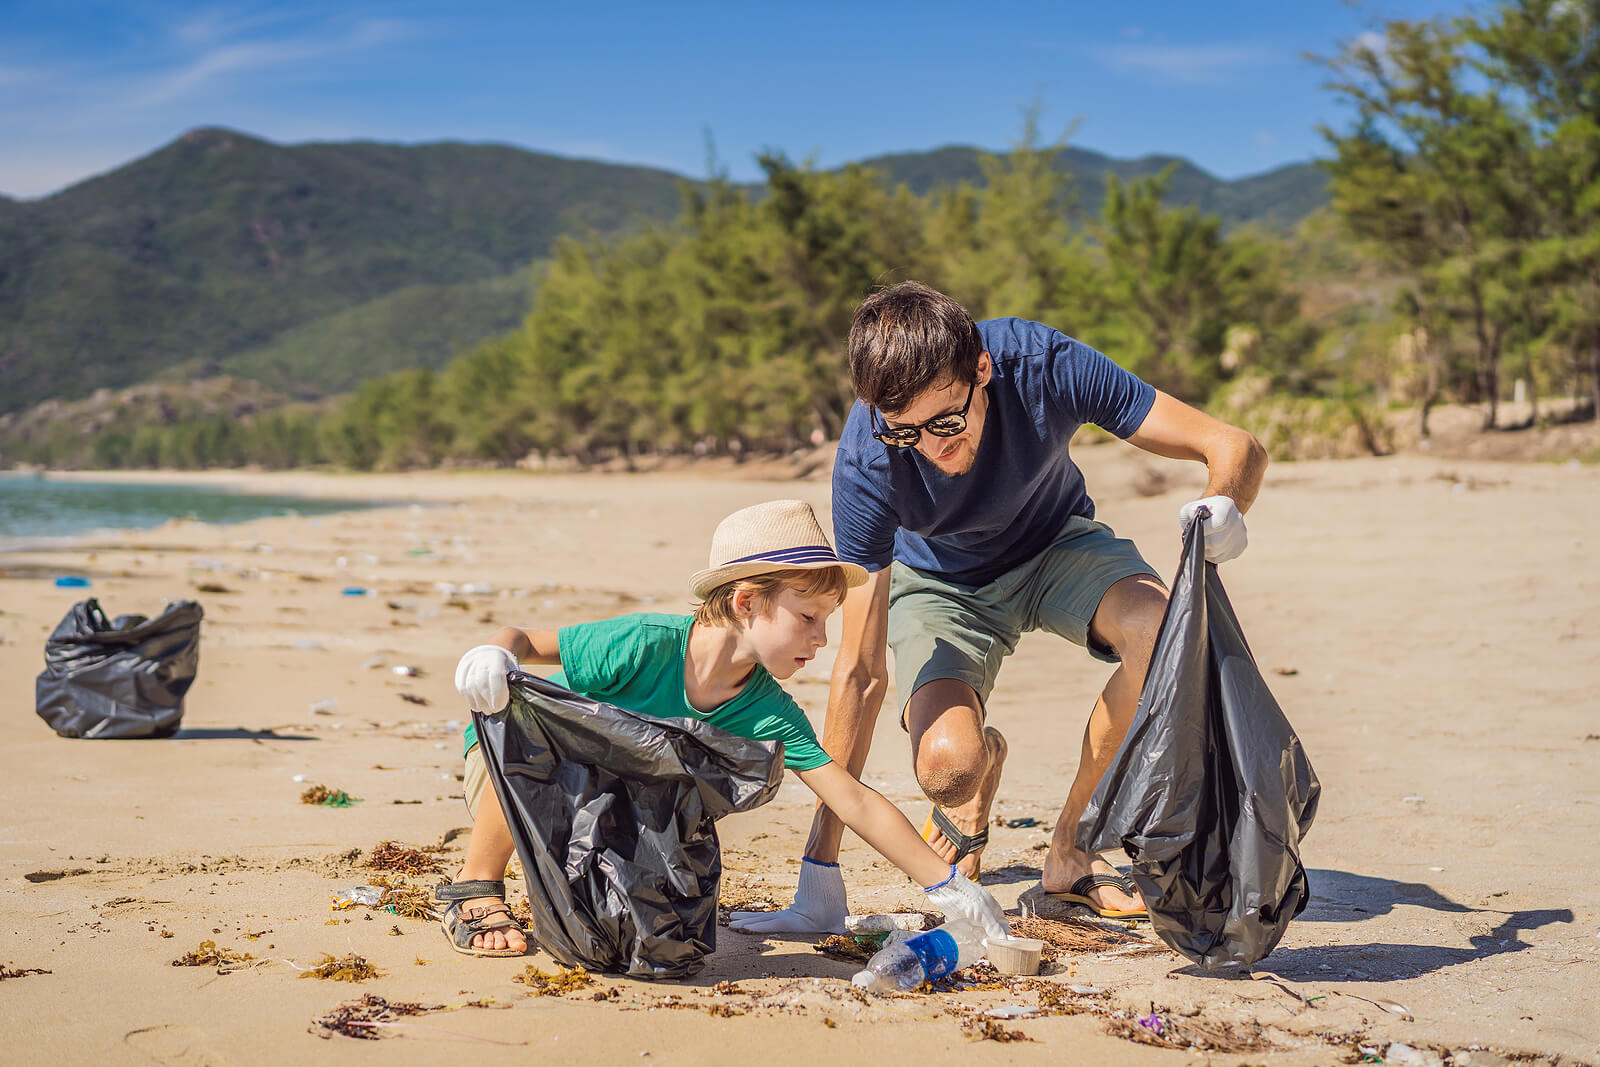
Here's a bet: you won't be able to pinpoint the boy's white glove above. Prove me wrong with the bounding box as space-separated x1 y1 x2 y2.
924 867 1010 941
1178 495 1248 564
727 858 847 935
454 644 519 713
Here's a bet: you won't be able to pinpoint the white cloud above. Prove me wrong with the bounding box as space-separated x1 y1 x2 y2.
1099 42 1278 87
138 16 418 107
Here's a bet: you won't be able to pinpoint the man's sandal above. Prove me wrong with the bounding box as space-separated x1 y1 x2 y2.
1040 873 1149 920
435 879 528 957
921 805 989 863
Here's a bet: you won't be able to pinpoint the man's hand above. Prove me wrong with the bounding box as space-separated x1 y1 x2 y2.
454 644 518 713
728 858 847 935
1179 495 1248 563
924 868 1010 940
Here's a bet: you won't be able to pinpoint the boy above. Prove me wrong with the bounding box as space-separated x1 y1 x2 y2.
440 499 1009 957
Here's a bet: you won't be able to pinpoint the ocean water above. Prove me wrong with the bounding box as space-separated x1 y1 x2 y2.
0 473 381 545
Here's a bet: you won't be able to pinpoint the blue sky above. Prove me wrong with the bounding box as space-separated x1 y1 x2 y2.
1 0 1470 200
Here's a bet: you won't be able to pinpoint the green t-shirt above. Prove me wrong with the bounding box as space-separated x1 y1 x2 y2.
460 613 831 771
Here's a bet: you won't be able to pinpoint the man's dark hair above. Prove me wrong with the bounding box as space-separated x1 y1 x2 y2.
847 281 982 413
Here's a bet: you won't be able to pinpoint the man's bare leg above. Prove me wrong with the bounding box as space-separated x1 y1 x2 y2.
1041 575 1167 912
452 785 527 953
907 679 1007 878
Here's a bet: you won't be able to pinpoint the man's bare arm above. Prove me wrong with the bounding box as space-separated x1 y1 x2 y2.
803 568 893 862
1126 390 1268 511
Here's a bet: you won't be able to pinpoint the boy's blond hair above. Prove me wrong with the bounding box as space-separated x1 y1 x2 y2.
693 566 851 627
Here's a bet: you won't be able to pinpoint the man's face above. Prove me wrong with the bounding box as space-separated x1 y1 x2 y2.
880 352 992 477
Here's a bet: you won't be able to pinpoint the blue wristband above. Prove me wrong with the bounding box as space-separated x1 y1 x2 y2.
923 864 959 893
801 857 839 869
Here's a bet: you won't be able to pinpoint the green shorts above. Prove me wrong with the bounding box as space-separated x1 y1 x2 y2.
886 515 1161 725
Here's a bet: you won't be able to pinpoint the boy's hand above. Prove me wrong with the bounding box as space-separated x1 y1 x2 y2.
455 645 518 713
1179 495 1248 563
924 867 1010 940
727 858 847 935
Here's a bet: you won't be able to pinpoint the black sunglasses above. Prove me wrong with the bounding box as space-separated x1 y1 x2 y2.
871 381 976 449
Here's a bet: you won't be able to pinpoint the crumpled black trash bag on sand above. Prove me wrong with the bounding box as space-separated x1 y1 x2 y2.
473 673 784 979
35 598 204 739
1076 512 1320 970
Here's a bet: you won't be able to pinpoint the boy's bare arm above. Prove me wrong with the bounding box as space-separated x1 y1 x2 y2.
804 570 893 863
796 762 951 887
491 626 561 665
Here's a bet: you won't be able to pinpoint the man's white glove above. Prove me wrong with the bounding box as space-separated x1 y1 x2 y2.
924 867 1010 941
454 644 519 713
1179 495 1248 564
728 858 847 935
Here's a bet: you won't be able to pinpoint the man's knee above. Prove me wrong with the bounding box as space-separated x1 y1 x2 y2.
915 734 987 808
1093 576 1167 668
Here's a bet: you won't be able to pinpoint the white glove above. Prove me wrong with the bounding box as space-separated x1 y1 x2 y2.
924 867 1009 941
454 644 518 713
1179 495 1248 564
728 858 847 935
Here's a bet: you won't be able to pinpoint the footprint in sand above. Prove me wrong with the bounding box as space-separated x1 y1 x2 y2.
124 1025 232 1067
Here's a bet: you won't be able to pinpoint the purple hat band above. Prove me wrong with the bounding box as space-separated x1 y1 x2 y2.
719 545 840 567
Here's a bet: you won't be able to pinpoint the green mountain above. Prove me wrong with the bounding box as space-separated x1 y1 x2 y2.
0 128 1328 416
856 145 1326 228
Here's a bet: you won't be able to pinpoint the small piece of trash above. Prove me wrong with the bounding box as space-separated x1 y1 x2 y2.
984 1004 1037 1019
1429 866 1445 872
1273 667 1299 676
1067 985 1102 995
291 774 309 783
341 586 369 597
310 698 339 716
53 575 91 588
999 816 1040 828
1403 795 1425 804
331 886 385 909
1137 1011 1164 1036
845 913 928 934
392 665 420 677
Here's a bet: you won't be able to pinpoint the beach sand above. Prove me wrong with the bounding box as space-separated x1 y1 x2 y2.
2 443 1597 1065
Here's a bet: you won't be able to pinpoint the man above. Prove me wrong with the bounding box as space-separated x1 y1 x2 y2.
731 280 1265 934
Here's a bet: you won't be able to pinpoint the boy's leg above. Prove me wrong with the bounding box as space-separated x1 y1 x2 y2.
453 748 526 953
1027 518 1166 913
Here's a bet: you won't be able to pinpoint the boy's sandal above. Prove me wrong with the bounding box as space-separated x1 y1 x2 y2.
921 805 989 863
1039 874 1149 921
435 879 528 957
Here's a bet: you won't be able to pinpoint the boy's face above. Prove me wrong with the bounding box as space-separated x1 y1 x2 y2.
742 586 839 680
879 351 992 477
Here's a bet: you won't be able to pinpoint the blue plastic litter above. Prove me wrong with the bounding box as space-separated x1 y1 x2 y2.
53 576 91 588
340 586 369 596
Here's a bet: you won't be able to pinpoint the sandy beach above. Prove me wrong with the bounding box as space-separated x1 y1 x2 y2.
2 442 1597 1066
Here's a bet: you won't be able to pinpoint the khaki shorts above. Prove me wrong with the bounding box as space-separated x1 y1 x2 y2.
887 515 1160 725
462 745 490 819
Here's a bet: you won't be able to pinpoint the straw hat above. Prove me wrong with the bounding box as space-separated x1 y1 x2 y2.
690 500 869 599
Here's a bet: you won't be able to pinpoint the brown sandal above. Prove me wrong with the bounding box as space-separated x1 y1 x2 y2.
435 879 528 957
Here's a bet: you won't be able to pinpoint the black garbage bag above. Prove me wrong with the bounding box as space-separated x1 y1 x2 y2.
472 672 785 979
1076 512 1320 970
35 598 204 739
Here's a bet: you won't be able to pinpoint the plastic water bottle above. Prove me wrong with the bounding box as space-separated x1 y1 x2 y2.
850 919 985 992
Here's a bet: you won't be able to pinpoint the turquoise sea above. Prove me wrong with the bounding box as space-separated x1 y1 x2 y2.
0 473 381 544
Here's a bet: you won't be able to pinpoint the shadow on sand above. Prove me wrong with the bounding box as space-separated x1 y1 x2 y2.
1183 869 1573 981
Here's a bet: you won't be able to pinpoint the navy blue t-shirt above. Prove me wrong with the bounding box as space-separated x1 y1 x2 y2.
832 318 1156 587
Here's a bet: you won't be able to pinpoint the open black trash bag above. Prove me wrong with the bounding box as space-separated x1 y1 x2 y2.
1076 512 1320 970
35 598 204 739
473 672 785 979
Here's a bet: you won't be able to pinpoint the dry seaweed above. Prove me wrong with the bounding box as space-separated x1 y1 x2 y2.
513 964 593 996
301 785 362 808
961 1018 1032 1043
1009 915 1159 957
814 934 880 964
716 890 779 926
310 995 438 1040
365 875 438 920
363 841 447 875
0 965 51 980
171 940 255 968
299 953 383 982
